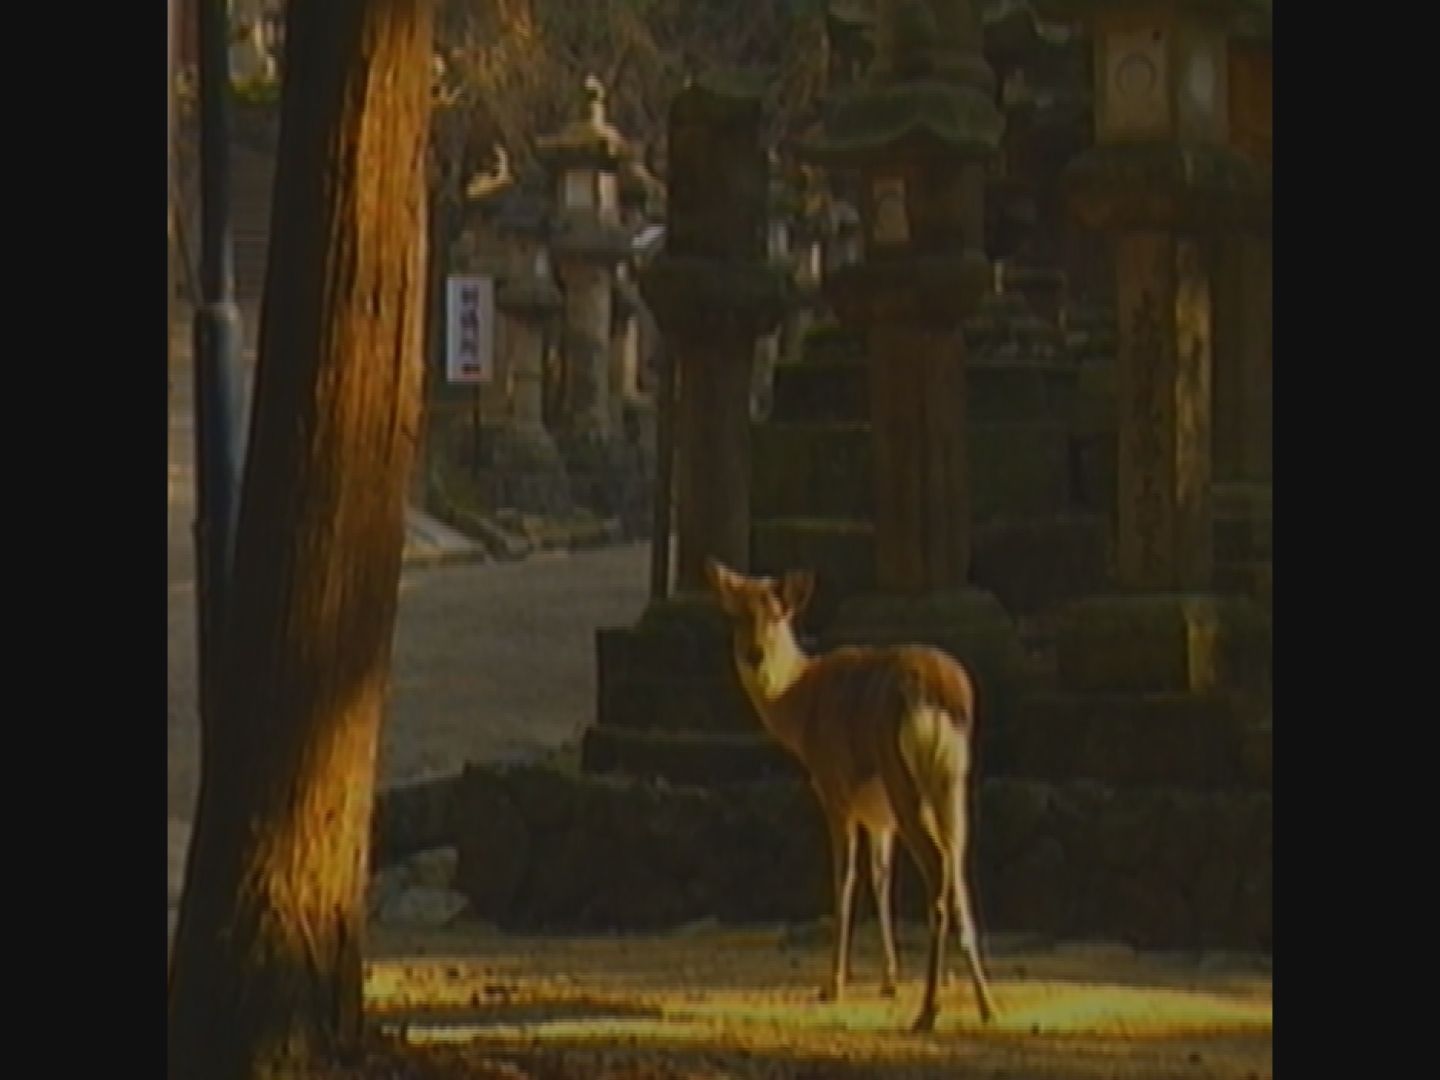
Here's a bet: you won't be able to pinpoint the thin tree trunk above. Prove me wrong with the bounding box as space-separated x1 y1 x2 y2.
167 2 433 1077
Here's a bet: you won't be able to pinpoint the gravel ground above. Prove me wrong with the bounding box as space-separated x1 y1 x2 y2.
354 923 1273 1079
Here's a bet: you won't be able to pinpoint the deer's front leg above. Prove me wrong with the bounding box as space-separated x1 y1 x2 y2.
819 812 858 1003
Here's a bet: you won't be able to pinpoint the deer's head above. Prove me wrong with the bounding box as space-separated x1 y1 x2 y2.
705 559 814 702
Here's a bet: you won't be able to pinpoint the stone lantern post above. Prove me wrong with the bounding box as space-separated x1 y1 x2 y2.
536 77 635 507
801 0 1022 722
583 74 791 784
1040 0 1271 696
640 75 790 594
489 181 572 516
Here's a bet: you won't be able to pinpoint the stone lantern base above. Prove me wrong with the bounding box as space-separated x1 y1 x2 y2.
481 421 574 519
581 595 796 785
557 429 653 540
1055 593 1271 696
988 591 1273 794
1213 481 1273 609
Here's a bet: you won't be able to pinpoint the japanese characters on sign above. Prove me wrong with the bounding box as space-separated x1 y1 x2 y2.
445 274 494 384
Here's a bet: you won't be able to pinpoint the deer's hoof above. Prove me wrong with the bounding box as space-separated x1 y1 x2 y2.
910 1008 938 1034
818 983 843 1004
880 979 898 999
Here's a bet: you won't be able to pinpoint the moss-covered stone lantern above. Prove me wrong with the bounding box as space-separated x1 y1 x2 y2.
1040 0 1271 711
582 73 792 785
798 0 1023 731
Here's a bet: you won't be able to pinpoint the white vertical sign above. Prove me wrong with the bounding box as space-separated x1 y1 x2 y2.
445 274 494 384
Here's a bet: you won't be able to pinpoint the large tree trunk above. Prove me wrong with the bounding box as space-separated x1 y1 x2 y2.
167 2 433 1077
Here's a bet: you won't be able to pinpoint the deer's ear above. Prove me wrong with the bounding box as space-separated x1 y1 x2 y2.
706 558 742 614
781 570 815 617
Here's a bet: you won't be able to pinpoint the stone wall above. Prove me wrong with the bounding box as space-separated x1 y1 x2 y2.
382 763 1271 951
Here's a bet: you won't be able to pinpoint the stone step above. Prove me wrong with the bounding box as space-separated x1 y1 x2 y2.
595 615 754 737
970 513 1112 615
991 693 1272 792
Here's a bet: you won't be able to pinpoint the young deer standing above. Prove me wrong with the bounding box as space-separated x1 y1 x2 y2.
706 559 997 1033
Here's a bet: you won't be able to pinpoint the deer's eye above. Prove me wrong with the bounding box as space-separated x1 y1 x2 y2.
745 646 764 668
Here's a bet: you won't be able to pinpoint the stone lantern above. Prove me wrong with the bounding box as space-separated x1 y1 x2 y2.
583 73 791 784
536 76 636 494
1041 0 1271 709
1051 0 1267 591
799 0 1022 722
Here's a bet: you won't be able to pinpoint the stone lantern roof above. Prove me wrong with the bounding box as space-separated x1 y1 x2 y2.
536 76 637 262
803 2 1004 167
461 153 554 243
1032 0 1271 30
535 75 629 170
1044 0 1270 232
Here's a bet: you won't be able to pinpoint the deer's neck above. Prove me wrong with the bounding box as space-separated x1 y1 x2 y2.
740 626 812 757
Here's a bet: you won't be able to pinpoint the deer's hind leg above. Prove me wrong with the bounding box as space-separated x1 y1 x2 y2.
819 806 859 1003
875 744 951 1032
938 771 998 1023
867 826 900 996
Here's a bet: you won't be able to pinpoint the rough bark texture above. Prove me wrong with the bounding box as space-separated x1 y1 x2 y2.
167 2 433 1077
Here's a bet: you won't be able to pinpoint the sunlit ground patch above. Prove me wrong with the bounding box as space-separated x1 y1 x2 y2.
363 926 1271 1075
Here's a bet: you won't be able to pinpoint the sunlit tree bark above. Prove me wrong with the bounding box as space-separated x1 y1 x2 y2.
167 1 433 1076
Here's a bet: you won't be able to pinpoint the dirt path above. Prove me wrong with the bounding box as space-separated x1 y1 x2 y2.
361 923 1273 1079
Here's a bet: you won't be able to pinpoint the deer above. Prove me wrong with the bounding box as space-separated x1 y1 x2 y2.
705 559 998 1033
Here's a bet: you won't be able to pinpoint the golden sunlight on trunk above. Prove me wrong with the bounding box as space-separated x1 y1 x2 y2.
167 2 433 1077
